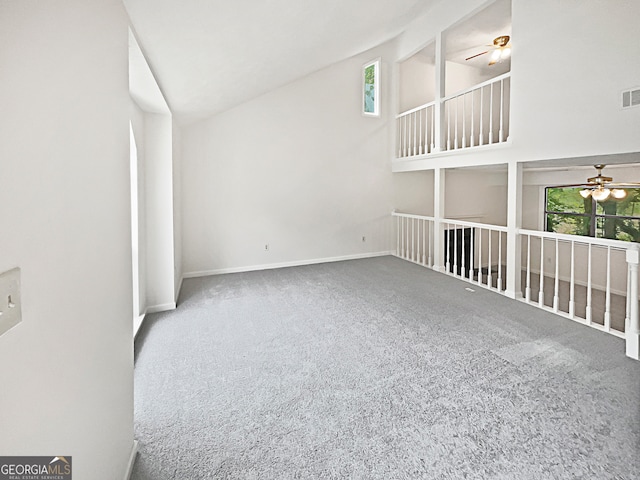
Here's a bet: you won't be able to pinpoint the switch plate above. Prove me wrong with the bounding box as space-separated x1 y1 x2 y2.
0 267 21 336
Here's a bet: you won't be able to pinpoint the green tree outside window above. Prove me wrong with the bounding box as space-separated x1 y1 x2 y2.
545 187 640 242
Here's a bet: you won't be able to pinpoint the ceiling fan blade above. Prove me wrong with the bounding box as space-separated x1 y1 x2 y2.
465 51 489 61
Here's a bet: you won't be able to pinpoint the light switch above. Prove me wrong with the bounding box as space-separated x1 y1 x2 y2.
0 267 21 336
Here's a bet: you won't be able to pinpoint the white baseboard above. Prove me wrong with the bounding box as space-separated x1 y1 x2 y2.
133 313 145 340
183 251 394 279
146 302 177 314
123 440 138 480
133 303 177 341
175 275 184 304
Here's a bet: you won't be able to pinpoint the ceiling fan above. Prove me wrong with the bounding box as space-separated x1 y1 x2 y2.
559 165 640 201
465 35 511 65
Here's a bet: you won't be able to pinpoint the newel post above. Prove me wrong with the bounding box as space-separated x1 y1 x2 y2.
626 245 640 360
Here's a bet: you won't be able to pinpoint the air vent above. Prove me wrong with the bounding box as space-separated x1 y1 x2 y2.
622 87 640 108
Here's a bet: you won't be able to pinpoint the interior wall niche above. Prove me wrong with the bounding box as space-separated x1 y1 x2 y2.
443 0 512 96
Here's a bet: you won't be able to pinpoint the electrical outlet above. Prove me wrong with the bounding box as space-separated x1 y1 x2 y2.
0 267 21 336
264 244 269 251
362 236 366 242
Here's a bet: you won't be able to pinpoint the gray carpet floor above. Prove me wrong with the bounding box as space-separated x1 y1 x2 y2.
132 256 640 480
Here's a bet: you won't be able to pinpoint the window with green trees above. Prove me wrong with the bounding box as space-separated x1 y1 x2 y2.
545 187 640 242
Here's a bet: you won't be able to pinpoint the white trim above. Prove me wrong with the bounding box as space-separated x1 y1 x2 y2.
133 313 145 340
123 440 138 480
442 72 511 103
134 303 177 340
146 302 176 314
175 275 184 304
183 251 394 279
362 58 380 117
391 140 512 172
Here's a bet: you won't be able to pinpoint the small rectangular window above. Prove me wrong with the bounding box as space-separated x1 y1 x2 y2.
363 59 380 116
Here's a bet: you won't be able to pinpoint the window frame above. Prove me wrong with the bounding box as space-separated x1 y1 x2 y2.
362 58 380 117
544 186 640 242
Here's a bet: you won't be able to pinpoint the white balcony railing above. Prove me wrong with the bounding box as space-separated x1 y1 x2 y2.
393 211 435 266
392 212 508 292
443 218 508 292
519 229 640 339
392 211 640 358
396 73 511 159
396 102 436 158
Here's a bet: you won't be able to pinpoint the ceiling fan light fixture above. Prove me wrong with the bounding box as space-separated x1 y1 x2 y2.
493 35 510 47
611 188 627 199
591 187 611 202
501 47 511 58
579 189 592 199
490 49 502 62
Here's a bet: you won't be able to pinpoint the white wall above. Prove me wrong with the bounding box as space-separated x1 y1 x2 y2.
394 0 640 171
444 61 495 97
399 53 435 112
393 171 434 216
511 0 640 160
131 103 148 316
172 119 183 300
444 168 508 225
144 114 176 309
182 40 428 275
0 1 134 479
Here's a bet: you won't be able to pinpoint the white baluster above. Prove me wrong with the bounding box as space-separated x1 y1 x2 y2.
428 221 433 267
400 217 405 258
447 101 451 151
422 219 428 266
418 109 423 155
553 238 560 312
489 83 494 145
430 106 435 153
397 119 401 157
396 216 400 256
539 237 545 307
626 247 639 359
454 96 459 149
462 94 467 149
586 243 592 324
406 216 410 260
404 115 408 157
461 226 466 278
569 241 575 318
453 224 458 276
469 227 475 282
470 90 475 148
488 230 493 288
525 235 531 302
477 228 483 285
605 246 611 330
479 87 484 146
408 114 412 157
413 112 418 155
626 267 631 333
445 224 451 273
497 231 503 291
412 218 415 262
499 79 504 143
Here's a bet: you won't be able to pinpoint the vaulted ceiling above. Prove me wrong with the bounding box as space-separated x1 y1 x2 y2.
124 0 439 124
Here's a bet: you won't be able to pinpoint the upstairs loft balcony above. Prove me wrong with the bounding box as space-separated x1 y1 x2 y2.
396 72 511 159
